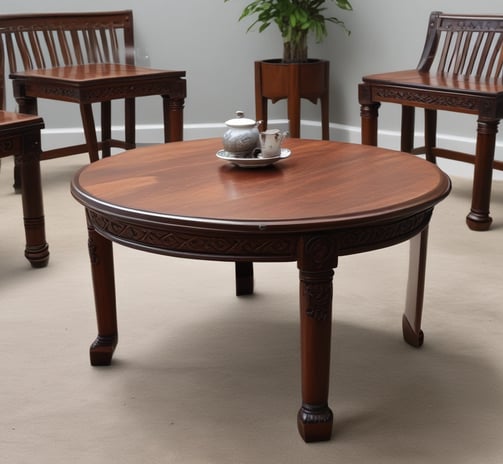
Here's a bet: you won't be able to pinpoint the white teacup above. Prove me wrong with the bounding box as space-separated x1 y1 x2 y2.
259 129 287 158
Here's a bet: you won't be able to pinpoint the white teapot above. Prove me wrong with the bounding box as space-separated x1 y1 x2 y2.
223 111 261 157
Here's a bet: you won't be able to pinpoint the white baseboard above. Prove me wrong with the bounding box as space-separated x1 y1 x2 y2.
40 120 503 181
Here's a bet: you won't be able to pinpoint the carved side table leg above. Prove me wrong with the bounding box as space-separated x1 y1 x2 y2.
235 261 254 296
86 213 118 366
466 118 498 231
297 235 338 442
403 228 429 347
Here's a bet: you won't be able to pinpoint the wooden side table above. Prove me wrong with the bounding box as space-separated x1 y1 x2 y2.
255 59 330 139
0 111 49 267
71 138 451 442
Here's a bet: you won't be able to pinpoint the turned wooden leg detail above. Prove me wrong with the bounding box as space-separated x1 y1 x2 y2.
18 129 49 268
86 213 118 366
297 234 338 442
466 118 498 231
163 96 185 142
359 101 380 147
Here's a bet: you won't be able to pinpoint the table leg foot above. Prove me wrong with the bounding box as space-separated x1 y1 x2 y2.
297 404 333 442
90 334 117 366
402 314 424 347
466 212 492 231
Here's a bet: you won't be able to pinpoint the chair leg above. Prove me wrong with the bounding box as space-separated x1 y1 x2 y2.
321 93 329 140
101 101 112 158
400 106 415 153
466 118 498 231
360 102 380 146
125 97 136 149
79 104 100 163
424 109 437 163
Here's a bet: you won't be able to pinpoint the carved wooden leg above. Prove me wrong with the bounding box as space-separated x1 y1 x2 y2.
86 213 118 366
12 90 38 191
359 92 380 147
297 235 338 442
162 96 185 142
402 228 428 347
79 103 100 163
19 129 49 268
235 261 254 296
466 118 498 231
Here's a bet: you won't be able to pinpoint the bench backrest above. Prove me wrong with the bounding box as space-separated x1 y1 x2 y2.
0 10 136 109
417 12 503 78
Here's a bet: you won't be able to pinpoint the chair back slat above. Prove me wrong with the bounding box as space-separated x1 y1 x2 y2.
42 31 60 68
70 30 85 64
57 29 73 66
27 31 45 68
417 12 503 79
0 10 136 106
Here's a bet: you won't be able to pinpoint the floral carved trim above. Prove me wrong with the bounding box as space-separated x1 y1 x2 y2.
39 80 186 102
337 210 432 255
303 280 333 321
87 211 297 259
374 87 480 112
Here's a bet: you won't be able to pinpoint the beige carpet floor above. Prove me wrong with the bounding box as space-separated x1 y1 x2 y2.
1 153 502 464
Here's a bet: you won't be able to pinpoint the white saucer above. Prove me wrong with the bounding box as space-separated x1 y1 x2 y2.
216 148 291 168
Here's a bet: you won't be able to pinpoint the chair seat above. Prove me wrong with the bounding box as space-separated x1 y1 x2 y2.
0 110 43 129
363 70 503 97
10 64 186 98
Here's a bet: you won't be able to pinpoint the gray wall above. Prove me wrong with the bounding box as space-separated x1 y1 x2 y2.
2 1 502 175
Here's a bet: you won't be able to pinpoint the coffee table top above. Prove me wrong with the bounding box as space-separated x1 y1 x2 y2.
71 138 450 233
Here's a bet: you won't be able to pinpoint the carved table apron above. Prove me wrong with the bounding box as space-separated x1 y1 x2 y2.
71 138 451 442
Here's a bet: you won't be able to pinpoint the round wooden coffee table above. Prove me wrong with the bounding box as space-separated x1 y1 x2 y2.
71 138 450 442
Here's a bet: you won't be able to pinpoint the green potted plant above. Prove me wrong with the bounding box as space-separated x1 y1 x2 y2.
225 0 352 63
224 0 353 139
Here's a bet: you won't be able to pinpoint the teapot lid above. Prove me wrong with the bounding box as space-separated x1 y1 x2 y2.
225 110 256 127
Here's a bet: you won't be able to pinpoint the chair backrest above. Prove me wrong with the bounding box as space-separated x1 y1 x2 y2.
0 10 136 109
417 12 503 78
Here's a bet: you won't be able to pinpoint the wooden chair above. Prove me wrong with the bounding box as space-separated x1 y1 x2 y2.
359 12 503 231
0 10 187 189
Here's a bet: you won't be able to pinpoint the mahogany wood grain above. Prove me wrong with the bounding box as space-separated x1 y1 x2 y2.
359 12 503 231
71 138 450 442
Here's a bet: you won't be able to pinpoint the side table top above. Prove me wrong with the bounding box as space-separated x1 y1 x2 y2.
71 138 451 233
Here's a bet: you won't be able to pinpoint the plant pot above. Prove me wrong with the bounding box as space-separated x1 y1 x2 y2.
254 59 330 139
